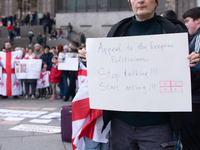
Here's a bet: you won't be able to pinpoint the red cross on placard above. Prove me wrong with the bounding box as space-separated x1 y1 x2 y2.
0 57 2 61
41 80 45 85
0 83 3 87
15 56 19 59
14 81 19 87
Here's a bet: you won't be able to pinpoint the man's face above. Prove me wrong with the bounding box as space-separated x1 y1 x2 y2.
129 0 159 21
44 48 49 54
21 48 26 54
5 43 11 49
184 17 199 35
35 46 40 51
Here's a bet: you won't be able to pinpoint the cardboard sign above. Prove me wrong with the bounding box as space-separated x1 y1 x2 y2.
86 33 191 112
15 59 42 79
9 124 61 134
58 52 79 71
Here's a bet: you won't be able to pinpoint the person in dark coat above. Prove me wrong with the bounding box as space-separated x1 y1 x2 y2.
79 32 86 47
25 13 30 26
36 32 43 45
40 46 53 71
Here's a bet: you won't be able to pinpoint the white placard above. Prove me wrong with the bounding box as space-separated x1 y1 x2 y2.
58 52 79 71
0 66 2 83
15 59 42 79
87 33 191 112
9 124 61 134
3 117 25 121
29 119 52 124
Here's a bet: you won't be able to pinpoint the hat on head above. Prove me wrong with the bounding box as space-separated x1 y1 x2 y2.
63 45 69 50
34 43 40 48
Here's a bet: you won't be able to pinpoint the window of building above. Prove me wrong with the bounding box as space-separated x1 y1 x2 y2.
87 0 97 12
77 0 86 12
197 0 200 6
57 0 130 13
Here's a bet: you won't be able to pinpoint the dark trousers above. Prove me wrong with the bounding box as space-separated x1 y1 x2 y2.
39 19 43 25
29 37 32 44
39 88 46 97
43 26 46 34
107 117 175 150
65 71 76 100
48 26 52 34
25 82 36 95
181 103 200 150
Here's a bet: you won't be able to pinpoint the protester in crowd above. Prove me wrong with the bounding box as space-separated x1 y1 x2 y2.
67 22 73 39
1 41 22 99
16 22 21 38
49 29 57 41
181 7 200 150
64 43 78 101
38 11 44 25
161 10 177 20
21 12 26 26
28 30 34 47
40 46 53 71
58 45 69 99
79 32 86 47
57 29 64 39
42 33 47 49
37 63 50 99
25 13 30 26
13 13 17 24
43 13 46 23
21 46 26 58
9 29 14 45
78 0 198 149
36 32 43 45
50 46 57 56
13 23 18 38
34 43 43 59
49 56 62 101
7 21 12 39
23 48 37 99
7 14 13 25
46 12 50 21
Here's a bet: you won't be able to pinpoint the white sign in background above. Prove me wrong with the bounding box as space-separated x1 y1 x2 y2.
58 52 79 71
15 59 42 79
86 33 191 112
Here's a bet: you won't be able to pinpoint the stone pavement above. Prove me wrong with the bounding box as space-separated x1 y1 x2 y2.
0 95 73 150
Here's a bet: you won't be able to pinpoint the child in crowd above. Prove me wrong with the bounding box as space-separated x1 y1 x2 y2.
37 63 50 99
49 56 62 101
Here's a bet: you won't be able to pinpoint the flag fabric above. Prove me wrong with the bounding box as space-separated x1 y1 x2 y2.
72 63 110 150
0 51 23 96
77 62 87 88
36 71 50 89
23 53 37 59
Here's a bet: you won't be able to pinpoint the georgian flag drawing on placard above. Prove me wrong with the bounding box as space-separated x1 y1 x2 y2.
36 71 50 89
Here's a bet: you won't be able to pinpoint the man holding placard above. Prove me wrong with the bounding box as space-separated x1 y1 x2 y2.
78 0 200 150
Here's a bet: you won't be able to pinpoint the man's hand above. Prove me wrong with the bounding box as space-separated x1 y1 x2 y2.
187 52 200 67
78 48 87 62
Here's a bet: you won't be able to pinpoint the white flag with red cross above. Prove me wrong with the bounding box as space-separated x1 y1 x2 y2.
36 71 50 89
0 51 23 96
72 78 110 150
77 63 87 88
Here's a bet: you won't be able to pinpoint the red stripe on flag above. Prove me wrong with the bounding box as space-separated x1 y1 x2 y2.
72 98 90 121
78 69 87 76
6 52 12 96
78 109 102 140
72 138 77 150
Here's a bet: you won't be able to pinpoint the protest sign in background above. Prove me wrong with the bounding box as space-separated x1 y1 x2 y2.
86 33 191 112
58 52 79 71
15 60 42 79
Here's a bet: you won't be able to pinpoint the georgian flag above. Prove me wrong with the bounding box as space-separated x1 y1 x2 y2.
77 63 87 88
0 51 23 96
36 71 50 89
72 74 110 150
23 53 37 59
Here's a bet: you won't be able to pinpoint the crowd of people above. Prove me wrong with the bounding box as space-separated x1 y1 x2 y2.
0 40 82 102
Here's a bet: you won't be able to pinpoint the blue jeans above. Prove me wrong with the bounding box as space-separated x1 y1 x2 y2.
84 137 107 150
67 31 71 38
14 31 17 37
59 73 68 97
174 132 181 150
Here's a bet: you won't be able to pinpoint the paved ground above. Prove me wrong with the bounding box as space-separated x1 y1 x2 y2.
0 94 73 150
